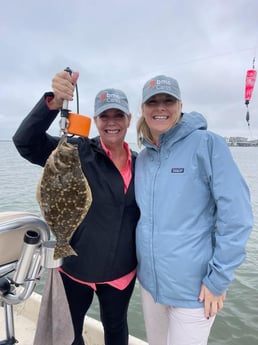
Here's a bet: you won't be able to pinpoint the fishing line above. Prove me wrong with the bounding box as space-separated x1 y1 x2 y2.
64 67 80 114
75 83 79 114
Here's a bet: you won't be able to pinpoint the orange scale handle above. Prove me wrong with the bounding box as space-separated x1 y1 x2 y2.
67 113 91 137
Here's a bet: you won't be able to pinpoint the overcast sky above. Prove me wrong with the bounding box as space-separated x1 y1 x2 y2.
1 0 258 142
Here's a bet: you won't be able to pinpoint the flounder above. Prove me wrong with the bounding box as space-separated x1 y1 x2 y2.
36 135 92 259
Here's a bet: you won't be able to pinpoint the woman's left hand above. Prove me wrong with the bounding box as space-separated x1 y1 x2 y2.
198 284 226 318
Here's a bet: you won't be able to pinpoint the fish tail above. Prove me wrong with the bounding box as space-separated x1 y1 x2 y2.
54 244 78 260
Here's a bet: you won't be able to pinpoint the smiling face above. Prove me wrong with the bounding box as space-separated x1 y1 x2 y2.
94 108 131 147
142 93 182 144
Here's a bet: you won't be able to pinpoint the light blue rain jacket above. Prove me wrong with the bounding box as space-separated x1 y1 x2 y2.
135 112 253 308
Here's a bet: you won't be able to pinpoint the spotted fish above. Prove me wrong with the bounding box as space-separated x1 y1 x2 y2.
36 135 92 259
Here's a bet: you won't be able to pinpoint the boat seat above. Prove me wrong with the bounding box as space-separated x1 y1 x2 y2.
0 212 38 267
0 212 50 269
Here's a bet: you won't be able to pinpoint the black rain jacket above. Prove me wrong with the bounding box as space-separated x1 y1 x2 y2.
13 93 140 282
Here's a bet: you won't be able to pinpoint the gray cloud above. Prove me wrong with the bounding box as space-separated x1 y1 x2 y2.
1 0 258 141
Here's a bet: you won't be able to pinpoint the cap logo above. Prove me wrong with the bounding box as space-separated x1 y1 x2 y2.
156 79 171 86
100 93 107 101
155 79 173 93
100 91 121 104
149 80 156 89
149 78 171 89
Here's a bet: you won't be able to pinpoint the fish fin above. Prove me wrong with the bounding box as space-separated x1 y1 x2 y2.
54 244 78 260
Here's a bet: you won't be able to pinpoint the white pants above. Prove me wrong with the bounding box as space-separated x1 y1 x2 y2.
140 285 215 345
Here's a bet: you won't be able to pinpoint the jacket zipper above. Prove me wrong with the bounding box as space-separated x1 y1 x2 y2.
151 148 161 302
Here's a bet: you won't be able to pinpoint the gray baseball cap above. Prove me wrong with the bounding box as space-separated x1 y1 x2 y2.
94 88 130 116
142 75 181 103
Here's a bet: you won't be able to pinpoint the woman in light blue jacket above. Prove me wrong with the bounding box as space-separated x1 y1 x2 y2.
135 75 253 345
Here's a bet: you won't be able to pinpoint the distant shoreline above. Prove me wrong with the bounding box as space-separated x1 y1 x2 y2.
1 139 258 147
228 143 258 147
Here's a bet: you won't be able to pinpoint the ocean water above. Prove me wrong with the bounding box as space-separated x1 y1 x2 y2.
0 141 257 344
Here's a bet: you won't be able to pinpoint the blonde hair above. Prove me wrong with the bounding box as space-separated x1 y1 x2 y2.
136 116 153 147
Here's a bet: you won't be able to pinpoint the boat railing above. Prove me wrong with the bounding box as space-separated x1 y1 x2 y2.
0 212 56 345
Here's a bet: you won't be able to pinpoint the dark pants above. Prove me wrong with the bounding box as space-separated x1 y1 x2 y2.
61 272 136 345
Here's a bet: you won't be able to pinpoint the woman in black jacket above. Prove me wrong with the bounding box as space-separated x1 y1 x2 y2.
13 70 140 345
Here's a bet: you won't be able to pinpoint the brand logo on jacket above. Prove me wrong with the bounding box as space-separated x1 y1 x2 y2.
171 168 184 173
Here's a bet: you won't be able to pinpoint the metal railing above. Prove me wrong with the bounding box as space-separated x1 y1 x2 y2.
0 212 59 345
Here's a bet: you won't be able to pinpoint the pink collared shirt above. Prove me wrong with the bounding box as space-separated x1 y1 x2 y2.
59 139 136 290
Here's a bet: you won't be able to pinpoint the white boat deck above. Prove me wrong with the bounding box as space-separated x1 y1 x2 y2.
0 292 147 345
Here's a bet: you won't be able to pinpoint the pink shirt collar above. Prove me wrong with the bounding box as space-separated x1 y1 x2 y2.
100 139 132 193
